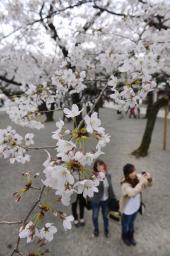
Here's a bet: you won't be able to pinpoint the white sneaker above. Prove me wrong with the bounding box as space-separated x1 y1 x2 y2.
79 219 85 226
74 220 79 227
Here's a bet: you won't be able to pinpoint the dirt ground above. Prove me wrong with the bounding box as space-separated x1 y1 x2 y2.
0 108 170 256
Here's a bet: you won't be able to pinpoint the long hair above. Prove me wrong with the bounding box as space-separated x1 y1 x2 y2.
122 164 139 187
93 159 107 175
124 176 139 188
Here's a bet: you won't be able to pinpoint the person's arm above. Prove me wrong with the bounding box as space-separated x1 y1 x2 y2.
138 173 153 187
122 177 148 197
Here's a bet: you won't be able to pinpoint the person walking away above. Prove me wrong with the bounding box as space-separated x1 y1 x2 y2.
120 163 152 246
129 105 137 119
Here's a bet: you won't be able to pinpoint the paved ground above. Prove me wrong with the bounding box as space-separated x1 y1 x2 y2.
0 108 170 256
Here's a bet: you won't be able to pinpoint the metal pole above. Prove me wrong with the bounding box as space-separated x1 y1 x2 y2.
163 105 168 150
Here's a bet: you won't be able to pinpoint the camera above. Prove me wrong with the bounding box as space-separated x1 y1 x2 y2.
141 171 152 183
141 171 146 175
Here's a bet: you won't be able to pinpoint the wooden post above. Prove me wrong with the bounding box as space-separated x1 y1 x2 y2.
163 105 168 150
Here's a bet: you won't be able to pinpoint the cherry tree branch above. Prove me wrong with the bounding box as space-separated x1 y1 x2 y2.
10 185 45 256
92 4 136 18
78 83 108 129
0 75 21 86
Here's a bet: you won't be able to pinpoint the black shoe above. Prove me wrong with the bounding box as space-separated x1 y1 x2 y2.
74 220 80 227
128 232 137 246
122 234 131 246
93 230 99 237
130 238 137 246
104 231 109 238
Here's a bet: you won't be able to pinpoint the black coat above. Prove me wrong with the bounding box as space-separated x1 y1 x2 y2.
91 173 115 204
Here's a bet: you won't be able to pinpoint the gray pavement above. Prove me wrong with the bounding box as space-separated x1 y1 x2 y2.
0 108 170 256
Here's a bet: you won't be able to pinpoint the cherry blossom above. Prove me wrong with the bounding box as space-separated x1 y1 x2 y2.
84 112 102 134
19 221 39 243
63 215 74 231
0 0 169 254
63 104 83 118
0 127 31 164
39 223 57 242
52 120 65 140
25 133 34 146
74 179 99 198
42 165 74 194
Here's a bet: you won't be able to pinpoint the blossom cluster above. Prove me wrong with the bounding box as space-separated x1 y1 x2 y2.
0 126 34 164
42 105 110 207
19 216 74 244
108 75 157 111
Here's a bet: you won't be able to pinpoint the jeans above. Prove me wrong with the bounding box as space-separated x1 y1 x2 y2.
92 200 109 233
71 194 85 220
121 211 138 235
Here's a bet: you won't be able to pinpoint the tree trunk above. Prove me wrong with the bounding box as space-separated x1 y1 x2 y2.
71 93 83 128
145 91 154 118
132 98 168 157
38 102 55 122
45 103 55 122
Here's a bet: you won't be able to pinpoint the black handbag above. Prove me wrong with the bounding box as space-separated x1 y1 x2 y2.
138 193 145 215
138 202 145 215
108 198 119 212
108 198 120 221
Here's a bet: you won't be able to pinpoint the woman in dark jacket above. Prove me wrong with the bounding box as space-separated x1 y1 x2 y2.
91 159 116 237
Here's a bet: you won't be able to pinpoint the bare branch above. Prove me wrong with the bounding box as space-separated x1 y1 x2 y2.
0 75 21 86
93 5 129 18
78 83 108 129
0 220 23 225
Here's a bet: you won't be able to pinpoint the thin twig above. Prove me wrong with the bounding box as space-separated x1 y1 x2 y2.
0 220 23 225
78 83 108 128
30 186 41 191
25 145 56 150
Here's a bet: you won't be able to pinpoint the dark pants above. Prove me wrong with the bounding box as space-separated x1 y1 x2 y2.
129 112 137 119
92 200 109 233
71 194 85 221
121 211 138 235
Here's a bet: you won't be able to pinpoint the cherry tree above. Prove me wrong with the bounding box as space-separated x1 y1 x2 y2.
0 0 169 255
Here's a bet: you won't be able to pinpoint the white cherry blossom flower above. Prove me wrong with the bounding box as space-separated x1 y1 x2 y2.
63 215 74 231
19 221 39 243
84 112 101 134
43 150 52 167
63 104 82 118
96 131 111 150
52 120 64 140
74 151 86 165
60 189 74 206
39 223 57 242
57 139 76 154
25 133 34 146
85 150 104 166
74 179 99 198
83 180 99 198
42 165 74 193
0 127 31 164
